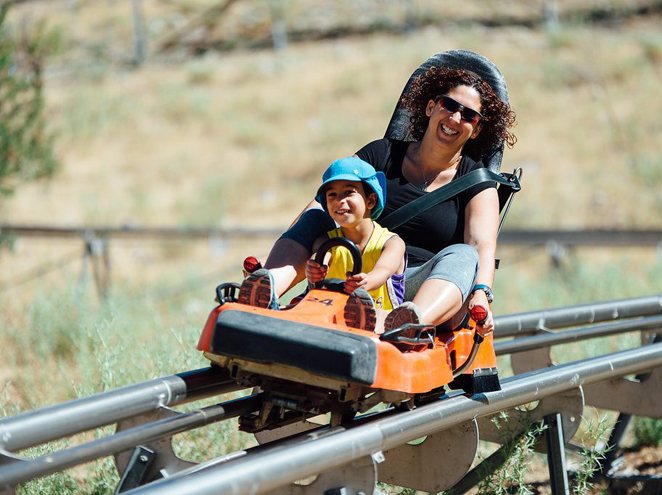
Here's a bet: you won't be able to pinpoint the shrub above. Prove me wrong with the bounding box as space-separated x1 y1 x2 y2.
0 4 59 196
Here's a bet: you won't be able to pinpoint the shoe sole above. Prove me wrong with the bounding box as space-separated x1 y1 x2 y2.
238 272 273 309
384 304 420 331
343 289 377 332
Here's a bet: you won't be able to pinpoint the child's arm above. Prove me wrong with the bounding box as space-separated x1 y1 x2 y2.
344 235 406 293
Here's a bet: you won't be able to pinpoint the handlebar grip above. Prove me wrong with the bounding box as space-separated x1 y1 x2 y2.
243 256 262 274
470 305 488 325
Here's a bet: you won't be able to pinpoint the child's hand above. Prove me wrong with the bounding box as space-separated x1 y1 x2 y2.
305 259 328 284
344 272 369 293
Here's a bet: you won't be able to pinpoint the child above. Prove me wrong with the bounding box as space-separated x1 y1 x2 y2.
305 157 406 321
239 157 409 332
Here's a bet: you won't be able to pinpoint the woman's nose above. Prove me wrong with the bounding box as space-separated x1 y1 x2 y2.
449 111 462 123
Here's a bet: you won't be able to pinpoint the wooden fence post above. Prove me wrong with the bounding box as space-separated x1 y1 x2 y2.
132 0 147 65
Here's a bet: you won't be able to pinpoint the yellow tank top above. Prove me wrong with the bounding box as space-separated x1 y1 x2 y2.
326 222 401 310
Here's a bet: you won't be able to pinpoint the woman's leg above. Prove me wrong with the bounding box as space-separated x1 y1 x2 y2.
405 244 479 329
411 279 463 327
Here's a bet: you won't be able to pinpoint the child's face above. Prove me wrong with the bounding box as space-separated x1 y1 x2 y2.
324 180 377 226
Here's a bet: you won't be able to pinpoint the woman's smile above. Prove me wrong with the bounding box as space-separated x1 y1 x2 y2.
440 123 459 136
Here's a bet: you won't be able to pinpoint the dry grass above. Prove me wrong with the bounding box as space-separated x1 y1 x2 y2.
0 2 660 335
2 19 660 228
0 5 661 492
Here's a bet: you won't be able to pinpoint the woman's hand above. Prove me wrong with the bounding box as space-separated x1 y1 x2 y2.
469 290 494 336
305 259 328 284
344 272 369 293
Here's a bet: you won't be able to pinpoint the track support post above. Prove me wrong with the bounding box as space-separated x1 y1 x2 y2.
544 413 570 495
115 445 156 494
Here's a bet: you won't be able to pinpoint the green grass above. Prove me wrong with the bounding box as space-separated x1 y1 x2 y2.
1 252 660 493
1 2 661 492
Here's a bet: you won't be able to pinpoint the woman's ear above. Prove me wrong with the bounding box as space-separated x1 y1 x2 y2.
471 123 482 139
425 99 436 117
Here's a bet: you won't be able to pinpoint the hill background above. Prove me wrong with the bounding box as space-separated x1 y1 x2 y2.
0 0 659 310
0 2 660 493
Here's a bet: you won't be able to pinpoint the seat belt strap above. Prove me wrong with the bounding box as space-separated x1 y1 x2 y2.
380 167 514 231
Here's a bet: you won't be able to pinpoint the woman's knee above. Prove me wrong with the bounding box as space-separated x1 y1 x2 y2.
427 244 478 300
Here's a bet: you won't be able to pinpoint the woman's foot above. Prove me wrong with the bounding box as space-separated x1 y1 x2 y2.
384 301 422 331
238 268 279 310
343 288 377 332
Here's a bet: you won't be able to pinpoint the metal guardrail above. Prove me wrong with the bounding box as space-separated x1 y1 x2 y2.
495 294 662 337
119 344 662 495
0 368 237 453
1 295 660 494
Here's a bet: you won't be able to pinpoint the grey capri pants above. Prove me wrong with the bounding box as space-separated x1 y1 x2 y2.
281 208 479 329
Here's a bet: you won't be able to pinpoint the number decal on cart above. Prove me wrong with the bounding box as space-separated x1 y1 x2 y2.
310 297 334 306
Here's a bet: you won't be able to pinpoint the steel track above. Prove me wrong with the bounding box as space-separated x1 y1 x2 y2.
0 294 660 494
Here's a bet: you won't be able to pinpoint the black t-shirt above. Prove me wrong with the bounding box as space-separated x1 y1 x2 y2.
356 138 495 266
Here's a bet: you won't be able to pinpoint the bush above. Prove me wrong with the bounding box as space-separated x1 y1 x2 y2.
0 4 59 196
633 418 662 447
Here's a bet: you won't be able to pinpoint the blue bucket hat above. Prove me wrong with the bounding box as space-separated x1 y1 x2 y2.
315 157 387 219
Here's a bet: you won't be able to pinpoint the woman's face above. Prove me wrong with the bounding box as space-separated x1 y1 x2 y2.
424 84 482 150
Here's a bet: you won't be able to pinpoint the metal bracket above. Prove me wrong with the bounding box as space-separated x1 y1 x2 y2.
583 366 662 418
114 408 195 489
0 449 23 495
378 420 479 493
0 450 26 466
510 346 553 374
478 388 584 452
115 445 156 493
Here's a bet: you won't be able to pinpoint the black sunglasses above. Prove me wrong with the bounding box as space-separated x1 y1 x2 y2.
435 95 482 124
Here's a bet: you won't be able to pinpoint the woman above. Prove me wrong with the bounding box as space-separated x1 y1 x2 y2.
258 66 517 334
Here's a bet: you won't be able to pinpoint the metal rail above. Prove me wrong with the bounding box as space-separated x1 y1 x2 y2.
0 296 660 493
0 367 238 452
495 313 662 355
495 294 662 337
4 301 656 453
0 223 283 240
121 344 662 495
0 395 262 488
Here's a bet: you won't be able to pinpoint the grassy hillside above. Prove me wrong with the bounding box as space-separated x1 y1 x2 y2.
1 1 661 229
0 0 660 321
0 3 661 493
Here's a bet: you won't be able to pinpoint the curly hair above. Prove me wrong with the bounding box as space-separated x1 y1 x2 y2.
401 67 517 160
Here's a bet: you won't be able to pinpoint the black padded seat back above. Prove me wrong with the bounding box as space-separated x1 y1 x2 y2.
385 50 509 173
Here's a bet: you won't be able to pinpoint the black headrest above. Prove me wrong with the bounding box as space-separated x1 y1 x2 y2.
385 50 509 172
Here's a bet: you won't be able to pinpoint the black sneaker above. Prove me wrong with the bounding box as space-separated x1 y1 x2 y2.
343 288 376 331
238 268 279 310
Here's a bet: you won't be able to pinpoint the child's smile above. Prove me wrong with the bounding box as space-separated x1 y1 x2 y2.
324 180 375 228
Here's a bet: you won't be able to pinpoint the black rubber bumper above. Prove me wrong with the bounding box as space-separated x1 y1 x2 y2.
211 310 377 385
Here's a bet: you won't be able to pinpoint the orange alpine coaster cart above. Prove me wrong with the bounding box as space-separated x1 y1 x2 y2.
197 50 521 432
197 238 499 432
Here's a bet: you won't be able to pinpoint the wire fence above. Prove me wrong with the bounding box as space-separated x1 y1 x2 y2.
1 223 661 299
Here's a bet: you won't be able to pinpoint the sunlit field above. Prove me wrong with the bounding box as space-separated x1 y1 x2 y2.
1 1 661 493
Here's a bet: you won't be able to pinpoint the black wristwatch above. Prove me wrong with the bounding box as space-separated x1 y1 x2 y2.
472 284 494 303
